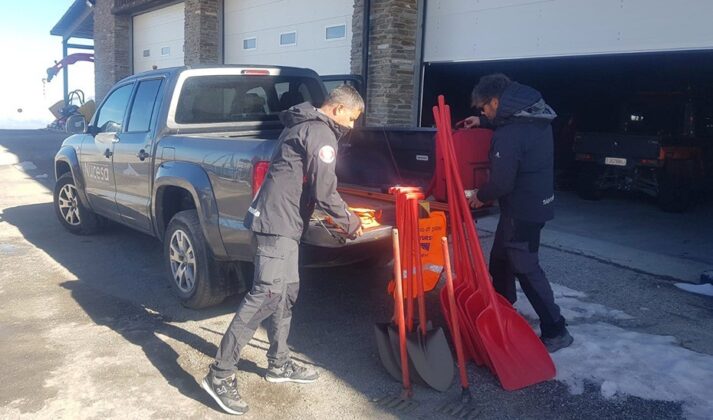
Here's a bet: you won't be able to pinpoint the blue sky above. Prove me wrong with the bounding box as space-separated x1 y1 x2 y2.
0 0 95 128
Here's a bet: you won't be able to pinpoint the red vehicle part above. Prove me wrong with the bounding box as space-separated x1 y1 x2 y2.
428 128 492 202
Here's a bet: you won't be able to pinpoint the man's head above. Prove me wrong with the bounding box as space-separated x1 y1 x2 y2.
471 73 512 121
319 85 364 129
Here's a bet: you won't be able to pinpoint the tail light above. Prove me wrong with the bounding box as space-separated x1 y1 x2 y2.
251 160 270 197
575 153 593 161
241 69 270 75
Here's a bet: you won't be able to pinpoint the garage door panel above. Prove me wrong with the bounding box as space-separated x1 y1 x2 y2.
133 2 185 74
224 0 352 75
425 0 713 62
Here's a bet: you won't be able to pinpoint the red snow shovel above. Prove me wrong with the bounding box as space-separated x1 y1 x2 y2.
433 96 556 391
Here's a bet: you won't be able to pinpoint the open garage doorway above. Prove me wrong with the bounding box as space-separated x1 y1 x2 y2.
421 50 713 208
421 51 713 282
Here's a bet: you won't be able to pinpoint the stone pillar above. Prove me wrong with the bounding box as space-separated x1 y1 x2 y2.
93 0 131 103
351 0 419 127
184 0 222 66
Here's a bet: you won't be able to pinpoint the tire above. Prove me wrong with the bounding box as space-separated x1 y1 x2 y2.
576 163 603 201
658 163 693 213
53 172 103 235
164 210 227 309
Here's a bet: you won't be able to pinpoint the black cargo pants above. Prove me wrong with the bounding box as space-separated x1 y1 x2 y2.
212 233 300 377
489 214 566 338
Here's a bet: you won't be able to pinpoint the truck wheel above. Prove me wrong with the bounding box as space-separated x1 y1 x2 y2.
53 172 103 235
658 163 693 213
164 210 227 308
576 164 603 201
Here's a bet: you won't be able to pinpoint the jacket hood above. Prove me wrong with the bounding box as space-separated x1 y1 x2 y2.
279 102 349 139
493 82 557 125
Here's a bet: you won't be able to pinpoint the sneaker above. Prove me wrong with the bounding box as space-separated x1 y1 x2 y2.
541 329 574 353
201 371 249 415
265 360 319 384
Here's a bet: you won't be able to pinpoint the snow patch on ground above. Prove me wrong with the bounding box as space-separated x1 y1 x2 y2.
514 282 713 419
553 323 713 420
514 283 633 322
675 282 713 297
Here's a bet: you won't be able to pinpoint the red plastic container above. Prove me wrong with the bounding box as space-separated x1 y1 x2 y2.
429 128 492 202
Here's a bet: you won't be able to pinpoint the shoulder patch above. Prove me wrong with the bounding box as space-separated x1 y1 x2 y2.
318 145 336 164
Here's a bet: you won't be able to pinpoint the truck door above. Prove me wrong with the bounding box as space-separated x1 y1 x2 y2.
112 78 164 233
81 83 134 218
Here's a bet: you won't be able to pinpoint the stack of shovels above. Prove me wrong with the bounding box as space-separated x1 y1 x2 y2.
374 187 455 401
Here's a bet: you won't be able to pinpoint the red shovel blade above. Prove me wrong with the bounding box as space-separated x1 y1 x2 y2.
475 304 556 391
438 286 472 363
455 284 490 367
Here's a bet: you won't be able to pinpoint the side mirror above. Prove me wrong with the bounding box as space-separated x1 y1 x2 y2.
65 114 87 134
86 124 98 136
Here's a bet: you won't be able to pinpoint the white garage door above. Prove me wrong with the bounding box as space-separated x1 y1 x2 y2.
133 2 185 73
425 0 713 63
224 0 353 75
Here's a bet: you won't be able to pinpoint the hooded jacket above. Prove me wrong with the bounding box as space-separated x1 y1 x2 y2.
476 83 557 223
243 102 361 241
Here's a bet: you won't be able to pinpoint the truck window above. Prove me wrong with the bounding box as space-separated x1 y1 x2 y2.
127 79 163 132
175 75 324 125
95 84 133 133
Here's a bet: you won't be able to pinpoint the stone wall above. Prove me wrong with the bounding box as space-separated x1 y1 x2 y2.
184 0 221 66
351 0 419 126
94 0 132 103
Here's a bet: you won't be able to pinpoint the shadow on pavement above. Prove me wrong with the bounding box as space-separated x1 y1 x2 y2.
2 200 686 419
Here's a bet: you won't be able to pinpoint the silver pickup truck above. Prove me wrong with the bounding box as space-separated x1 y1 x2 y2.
53 65 435 308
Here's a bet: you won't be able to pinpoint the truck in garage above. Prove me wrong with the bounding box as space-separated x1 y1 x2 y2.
574 91 712 212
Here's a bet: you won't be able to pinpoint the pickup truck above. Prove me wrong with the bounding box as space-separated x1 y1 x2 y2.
53 65 436 308
573 92 712 212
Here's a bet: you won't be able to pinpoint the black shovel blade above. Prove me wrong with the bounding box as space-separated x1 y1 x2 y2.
406 327 455 392
374 323 401 381
387 325 427 385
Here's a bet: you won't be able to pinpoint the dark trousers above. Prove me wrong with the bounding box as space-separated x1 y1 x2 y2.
212 233 300 377
489 215 565 338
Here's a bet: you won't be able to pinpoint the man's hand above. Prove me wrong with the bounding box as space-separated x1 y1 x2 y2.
461 116 481 129
348 227 363 240
468 189 485 208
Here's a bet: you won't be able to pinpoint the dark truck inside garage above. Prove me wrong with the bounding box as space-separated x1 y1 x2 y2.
421 50 713 212
574 91 712 212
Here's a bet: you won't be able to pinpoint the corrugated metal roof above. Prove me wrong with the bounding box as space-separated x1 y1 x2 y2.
51 0 94 40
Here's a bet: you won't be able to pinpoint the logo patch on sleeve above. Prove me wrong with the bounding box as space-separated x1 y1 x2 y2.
318 145 336 163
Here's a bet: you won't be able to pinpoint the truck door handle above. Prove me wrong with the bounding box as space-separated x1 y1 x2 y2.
136 149 150 161
104 148 113 158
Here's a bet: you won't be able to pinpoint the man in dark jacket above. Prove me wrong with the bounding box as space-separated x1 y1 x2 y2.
202 85 364 415
464 74 573 353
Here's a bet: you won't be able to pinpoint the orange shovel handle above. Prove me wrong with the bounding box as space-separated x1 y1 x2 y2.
442 236 469 389
392 229 410 391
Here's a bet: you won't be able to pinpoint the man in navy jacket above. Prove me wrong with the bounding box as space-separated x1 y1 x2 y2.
464 74 573 352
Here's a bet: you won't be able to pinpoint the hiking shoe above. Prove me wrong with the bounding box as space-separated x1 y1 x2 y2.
201 371 249 415
541 329 574 353
265 360 319 384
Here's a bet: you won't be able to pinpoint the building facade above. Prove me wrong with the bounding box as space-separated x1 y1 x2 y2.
77 0 713 126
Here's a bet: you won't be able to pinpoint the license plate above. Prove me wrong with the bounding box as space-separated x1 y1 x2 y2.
605 157 627 166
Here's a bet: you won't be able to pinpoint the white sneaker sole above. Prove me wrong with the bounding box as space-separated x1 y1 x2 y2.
201 378 248 416
264 375 318 384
